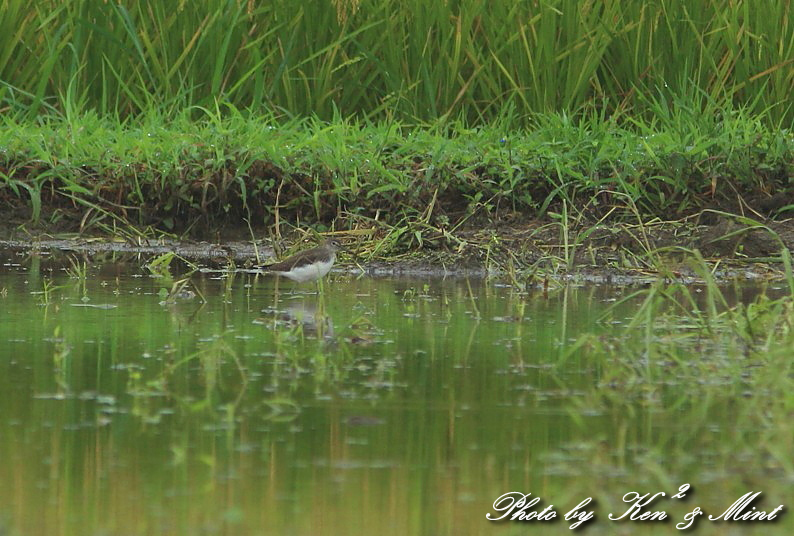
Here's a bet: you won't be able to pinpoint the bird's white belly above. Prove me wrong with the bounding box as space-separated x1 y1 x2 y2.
281 259 333 282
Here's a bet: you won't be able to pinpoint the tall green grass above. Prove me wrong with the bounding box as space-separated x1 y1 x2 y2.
0 0 791 125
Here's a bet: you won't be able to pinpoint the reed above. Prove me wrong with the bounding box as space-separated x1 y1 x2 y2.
0 0 790 125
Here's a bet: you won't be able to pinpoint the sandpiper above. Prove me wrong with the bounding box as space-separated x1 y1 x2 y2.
259 239 342 283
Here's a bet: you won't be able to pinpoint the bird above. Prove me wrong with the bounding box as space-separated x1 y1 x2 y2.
259 239 342 283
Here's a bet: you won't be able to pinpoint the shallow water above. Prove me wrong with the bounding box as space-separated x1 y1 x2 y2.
0 249 790 535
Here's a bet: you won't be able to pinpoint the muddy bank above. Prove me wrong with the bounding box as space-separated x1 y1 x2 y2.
2 214 792 282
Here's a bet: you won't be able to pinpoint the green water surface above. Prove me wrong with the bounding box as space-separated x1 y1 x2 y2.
0 251 790 535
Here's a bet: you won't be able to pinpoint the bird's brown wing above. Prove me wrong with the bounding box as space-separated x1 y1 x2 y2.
259 253 307 272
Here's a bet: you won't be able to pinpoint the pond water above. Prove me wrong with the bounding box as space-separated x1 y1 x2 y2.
0 249 790 535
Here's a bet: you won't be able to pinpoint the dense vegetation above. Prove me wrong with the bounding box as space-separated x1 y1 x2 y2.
1 0 791 124
0 0 792 236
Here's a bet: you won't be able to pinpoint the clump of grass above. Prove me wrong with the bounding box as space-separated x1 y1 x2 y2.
557 253 794 484
585 251 794 399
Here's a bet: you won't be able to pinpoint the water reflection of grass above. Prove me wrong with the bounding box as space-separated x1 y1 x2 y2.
2 264 793 534
558 254 794 526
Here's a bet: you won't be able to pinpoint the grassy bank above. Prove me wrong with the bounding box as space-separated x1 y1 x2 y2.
1 104 791 240
1 0 792 125
1 1 792 265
